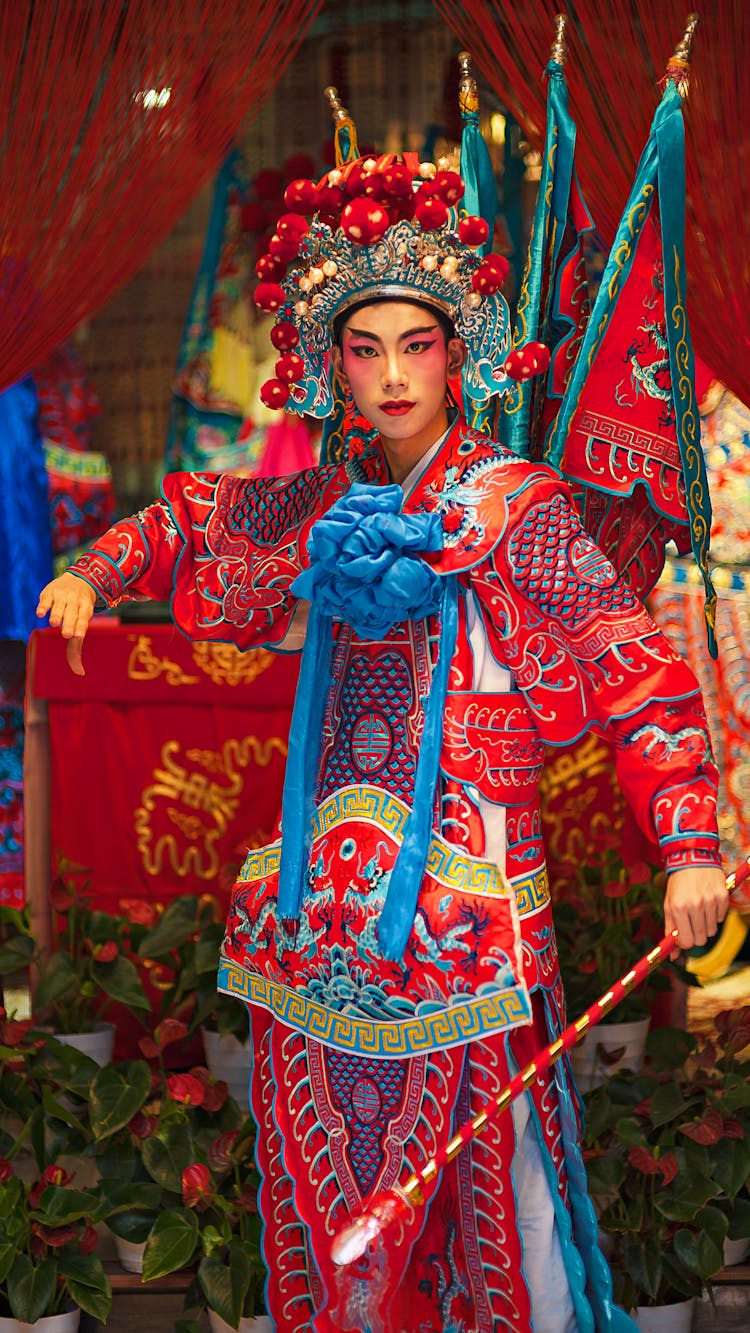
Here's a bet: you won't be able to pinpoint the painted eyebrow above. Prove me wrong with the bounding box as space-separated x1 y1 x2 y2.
344 323 440 343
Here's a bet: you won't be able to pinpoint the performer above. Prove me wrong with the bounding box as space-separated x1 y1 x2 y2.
37 149 727 1333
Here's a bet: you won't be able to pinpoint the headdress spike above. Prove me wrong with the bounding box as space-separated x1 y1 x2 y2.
665 12 699 95
550 14 568 68
457 50 478 117
323 85 359 166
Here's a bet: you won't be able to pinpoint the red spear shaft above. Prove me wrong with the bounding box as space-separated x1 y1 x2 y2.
331 861 749 1268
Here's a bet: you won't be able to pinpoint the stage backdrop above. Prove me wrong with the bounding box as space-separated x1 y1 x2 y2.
26 622 298 925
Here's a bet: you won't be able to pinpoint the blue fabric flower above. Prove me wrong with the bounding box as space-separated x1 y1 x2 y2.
291 483 444 638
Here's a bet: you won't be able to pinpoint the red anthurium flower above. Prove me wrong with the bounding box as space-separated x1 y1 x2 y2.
182 1162 212 1208
128 1111 154 1140
187 1065 229 1113
42 1223 80 1248
0 1160 13 1183
679 1108 724 1145
207 1130 240 1170
29 1164 70 1207
658 1151 679 1187
167 1073 206 1107
79 1224 99 1254
93 940 118 962
627 860 653 886
578 957 599 974
153 1018 189 1050
723 1118 745 1140
236 1182 259 1213
0 1016 35 1046
603 879 629 899
628 1145 661 1175
49 877 73 912
118 899 157 927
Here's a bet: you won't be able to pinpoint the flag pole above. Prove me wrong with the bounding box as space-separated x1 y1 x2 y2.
331 858 750 1267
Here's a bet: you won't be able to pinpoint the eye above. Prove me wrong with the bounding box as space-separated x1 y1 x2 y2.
405 339 437 354
348 343 378 358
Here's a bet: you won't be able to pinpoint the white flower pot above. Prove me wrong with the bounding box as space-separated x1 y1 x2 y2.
634 1297 694 1333
207 1313 272 1333
53 1023 115 1066
0 1310 80 1331
201 1028 251 1110
114 1234 147 1273
722 1234 750 1266
570 1017 650 1093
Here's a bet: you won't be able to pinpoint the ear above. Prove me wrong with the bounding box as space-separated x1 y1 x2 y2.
447 337 466 377
330 344 349 391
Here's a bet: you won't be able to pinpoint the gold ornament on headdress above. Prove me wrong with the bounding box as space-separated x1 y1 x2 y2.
665 12 699 96
324 85 359 167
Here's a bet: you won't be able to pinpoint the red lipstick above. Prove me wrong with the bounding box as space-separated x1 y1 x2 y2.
380 400 415 416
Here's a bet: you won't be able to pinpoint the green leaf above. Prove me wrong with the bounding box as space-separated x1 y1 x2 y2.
710 1136 750 1200
0 935 35 973
58 1250 112 1323
673 1218 726 1281
646 1027 697 1072
142 1209 199 1281
584 1153 626 1196
648 1081 691 1128
199 1247 251 1328
94 954 150 1012
35 1184 100 1225
106 1209 159 1243
724 1193 750 1240
142 1123 195 1193
90 1060 151 1138
7 1253 57 1323
621 1233 662 1303
138 896 200 958
656 1175 717 1221
33 951 79 1010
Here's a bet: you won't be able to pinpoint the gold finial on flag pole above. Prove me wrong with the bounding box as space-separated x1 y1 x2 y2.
666 12 700 95
550 13 568 67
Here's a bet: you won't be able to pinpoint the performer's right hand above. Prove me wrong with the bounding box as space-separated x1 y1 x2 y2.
36 573 97 676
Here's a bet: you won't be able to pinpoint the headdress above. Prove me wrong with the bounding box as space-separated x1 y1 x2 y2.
253 88 522 418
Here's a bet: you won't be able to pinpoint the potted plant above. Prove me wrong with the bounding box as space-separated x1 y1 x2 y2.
553 846 679 1090
88 1017 244 1275
1 865 152 1064
142 1118 269 1332
137 895 250 1107
0 1159 112 1331
582 1016 750 1329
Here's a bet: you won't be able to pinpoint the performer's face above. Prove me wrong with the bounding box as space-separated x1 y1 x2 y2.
331 301 465 482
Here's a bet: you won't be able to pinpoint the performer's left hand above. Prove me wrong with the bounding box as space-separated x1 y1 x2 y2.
664 866 730 951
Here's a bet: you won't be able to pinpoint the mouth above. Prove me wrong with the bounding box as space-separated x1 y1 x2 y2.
380 401 415 416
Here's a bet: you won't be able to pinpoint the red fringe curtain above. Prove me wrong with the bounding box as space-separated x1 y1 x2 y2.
0 0 322 397
434 1 750 409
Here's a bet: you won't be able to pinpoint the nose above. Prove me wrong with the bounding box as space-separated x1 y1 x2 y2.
381 350 407 392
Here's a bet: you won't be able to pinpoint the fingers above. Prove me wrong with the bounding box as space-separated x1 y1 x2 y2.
66 636 86 677
664 870 730 951
36 575 96 674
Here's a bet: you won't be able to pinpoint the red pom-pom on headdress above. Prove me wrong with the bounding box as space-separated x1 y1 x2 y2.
255 253 286 282
241 201 267 234
260 378 291 409
414 196 449 231
253 168 284 201
504 341 551 381
283 178 317 214
471 253 510 294
270 321 300 351
275 352 305 384
268 233 300 262
430 169 465 206
255 282 287 313
341 197 390 245
276 212 308 239
458 215 489 247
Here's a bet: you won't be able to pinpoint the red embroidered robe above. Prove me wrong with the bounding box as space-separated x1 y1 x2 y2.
69 419 720 1333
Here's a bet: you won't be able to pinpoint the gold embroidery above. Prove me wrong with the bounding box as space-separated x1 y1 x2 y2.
135 734 287 879
191 642 274 687
127 634 200 685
